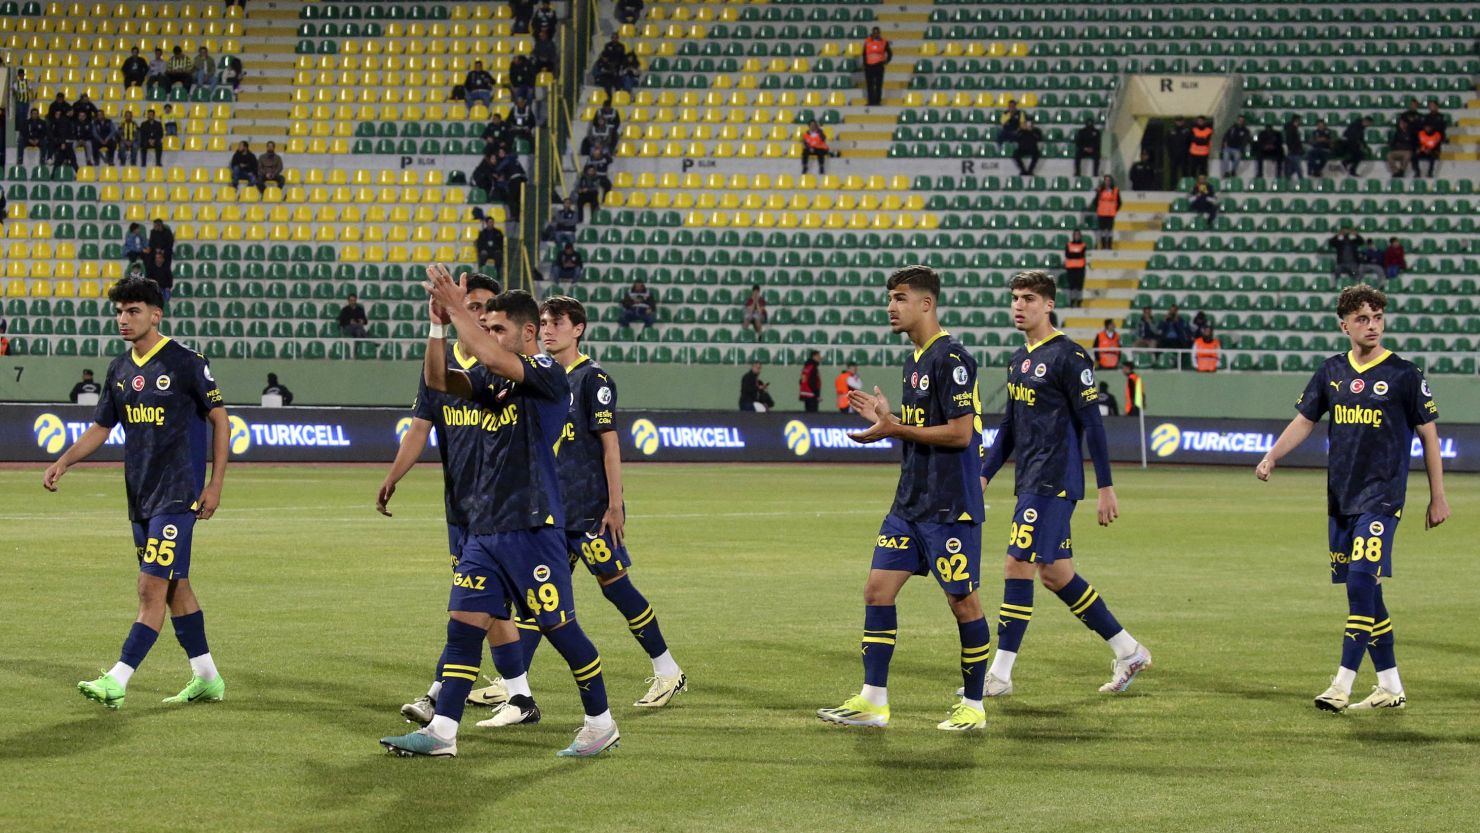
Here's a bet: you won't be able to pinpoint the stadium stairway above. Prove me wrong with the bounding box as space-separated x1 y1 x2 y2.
1062 196 1173 340
226 0 310 148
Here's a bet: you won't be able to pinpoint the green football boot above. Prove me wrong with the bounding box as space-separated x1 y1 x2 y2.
162 674 226 704
78 672 126 710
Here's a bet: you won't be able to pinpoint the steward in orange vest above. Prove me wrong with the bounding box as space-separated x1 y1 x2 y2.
801 119 830 174
1189 115 1213 176
1093 177 1120 250
1062 229 1088 305
835 364 860 412
1121 362 1144 416
862 27 892 106
1192 326 1220 372
1094 320 1121 370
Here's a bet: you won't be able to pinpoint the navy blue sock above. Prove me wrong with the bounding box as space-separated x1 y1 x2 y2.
997 578 1034 653
170 610 210 659
517 616 544 667
433 619 487 723
1342 572 1377 672
1054 574 1124 641
489 637 527 681
861 604 897 687
602 575 669 659
433 646 448 691
545 622 609 717
1368 585 1396 672
119 622 160 670
958 617 992 701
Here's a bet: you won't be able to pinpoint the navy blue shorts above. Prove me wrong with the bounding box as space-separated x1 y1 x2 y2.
565 524 631 578
1329 513 1397 584
446 523 466 570
453 527 577 628
1005 494 1075 565
132 513 197 580
871 512 982 596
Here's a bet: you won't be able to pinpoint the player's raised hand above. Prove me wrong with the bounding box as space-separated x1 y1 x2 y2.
599 503 626 547
42 459 67 492
376 479 397 516
196 482 222 520
1426 494 1450 530
1255 458 1274 481
849 386 891 423
427 296 451 326
1096 485 1118 526
423 264 467 313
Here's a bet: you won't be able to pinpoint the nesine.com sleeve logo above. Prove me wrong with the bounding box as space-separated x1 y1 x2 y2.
1149 423 1181 458
630 418 660 455
228 415 252 455
33 413 66 454
783 420 811 456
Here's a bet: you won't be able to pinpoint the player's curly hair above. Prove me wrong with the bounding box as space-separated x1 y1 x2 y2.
1336 283 1387 318
541 295 588 334
885 265 940 297
1009 269 1057 301
107 276 165 308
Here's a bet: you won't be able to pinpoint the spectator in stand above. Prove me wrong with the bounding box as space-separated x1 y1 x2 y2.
229 141 258 188
463 59 495 110
1415 121 1443 178
1092 174 1120 250
1328 225 1365 281
532 0 558 38
0 191 6 226
861 26 892 107
801 120 830 175
257 141 284 190
1307 119 1333 177
122 46 149 88
1187 115 1213 177
22 108 46 166
510 0 535 34
551 242 583 289
51 129 79 173
575 163 602 219
91 112 120 166
167 46 193 90
1282 115 1304 179
1383 237 1407 282
161 102 180 137
586 143 613 185
1254 122 1283 178
531 30 559 76
618 279 657 329
738 362 774 412
1073 117 1101 178
618 50 641 94
10 68 36 133
124 222 146 263
1013 118 1041 177
144 249 174 306
798 350 821 413
1166 117 1190 181
221 54 244 90
508 95 537 144
1095 381 1119 417
147 218 175 262
262 373 294 406
1062 229 1087 306
615 0 643 25
338 293 368 338
1191 309 1211 335
834 362 861 413
581 111 615 156
1157 304 1192 351
0 105 6 166
194 46 217 92
69 369 103 403
0 319 8 356
743 284 768 336
117 110 139 166
492 146 527 222
1221 114 1250 178
1192 325 1220 373
997 99 1023 143
73 109 96 165
73 92 97 121
1387 112 1417 178
1093 318 1121 370
47 90 70 119
551 198 580 246
1129 150 1155 191
146 47 168 89
140 108 164 166
1341 115 1373 176
508 54 536 105
476 215 505 272
1422 99 1448 141
1131 306 1159 348
471 150 498 195
481 111 511 154
1188 175 1218 227
598 32 629 76
595 98 620 132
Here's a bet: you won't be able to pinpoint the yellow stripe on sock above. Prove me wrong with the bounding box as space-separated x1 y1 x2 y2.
1371 625 1393 637
571 656 601 677
998 609 1033 621
960 654 990 664
961 644 991 655
862 637 897 645
514 620 542 631
574 664 603 682
1000 603 1034 613
442 671 478 682
863 628 899 635
1071 586 1095 609
1071 590 1100 616
626 606 654 625
1347 615 1376 623
443 663 480 673
1345 622 1373 632
1372 618 1391 629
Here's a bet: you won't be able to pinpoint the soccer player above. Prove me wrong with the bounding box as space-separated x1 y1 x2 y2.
980 270 1151 696
816 265 991 731
1257 283 1448 712
481 295 684 720
379 268 618 758
377 274 537 726
43 276 230 708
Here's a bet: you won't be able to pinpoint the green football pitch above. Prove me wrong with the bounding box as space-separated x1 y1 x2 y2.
2 463 1477 833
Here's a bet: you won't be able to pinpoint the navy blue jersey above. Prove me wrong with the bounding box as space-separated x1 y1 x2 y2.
1296 350 1438 517
993 332 1101 501
555 355 618 528
459 352 570 535
93 338 223 522
412 342 486 528
891 332 984 524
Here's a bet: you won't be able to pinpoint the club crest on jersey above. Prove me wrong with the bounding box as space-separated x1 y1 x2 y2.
1421 380 1432 397
131 375 146 392
597 386 613 405
162 524 178 540
1020 359 1031 373
533 564 551 582
1350 379 1366 394
919 374 930 391
534 354 554 368
1373 380 1389 396
1023 507 1039 523
1034 363 1047 378
952 365 968 386
203 365 215 382
1080 368 1095 386
155 375 171 391
945 537 962 554
585 531 599 540
1368 521 1385 536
